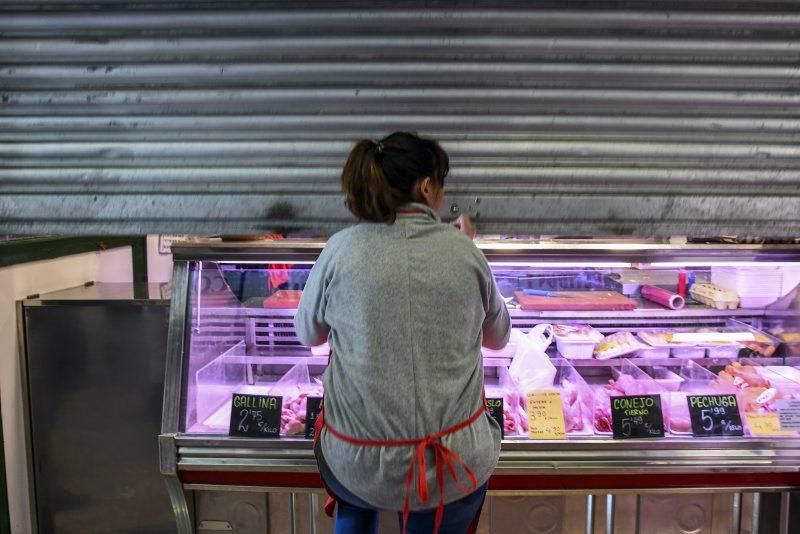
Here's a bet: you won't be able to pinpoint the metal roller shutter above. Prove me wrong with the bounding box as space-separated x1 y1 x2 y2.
1 1 799 236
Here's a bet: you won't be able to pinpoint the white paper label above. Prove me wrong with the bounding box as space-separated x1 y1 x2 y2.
777 399 800 431
158 234 188 255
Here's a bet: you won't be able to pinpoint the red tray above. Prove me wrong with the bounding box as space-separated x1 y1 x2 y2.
263 290 303 309
514 290 637 311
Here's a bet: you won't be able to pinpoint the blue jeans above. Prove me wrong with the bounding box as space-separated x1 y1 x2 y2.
317 448 487 534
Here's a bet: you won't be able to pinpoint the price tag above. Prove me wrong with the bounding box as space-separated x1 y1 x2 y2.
746 412 797 437
687 395 744 437
777 399 800 431
228 394 282 438
304 397 324 439
611 395 665 439
526 389 566 440
485 398 504 439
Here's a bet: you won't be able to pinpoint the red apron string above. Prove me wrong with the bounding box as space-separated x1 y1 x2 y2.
322 404 486 534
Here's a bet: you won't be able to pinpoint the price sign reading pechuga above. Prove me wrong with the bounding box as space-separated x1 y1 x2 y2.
229 393 282 438
687 394 744 437
485 398 505 439
611 395 665 439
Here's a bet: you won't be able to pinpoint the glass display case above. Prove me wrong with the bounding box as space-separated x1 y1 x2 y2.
160 239 800 533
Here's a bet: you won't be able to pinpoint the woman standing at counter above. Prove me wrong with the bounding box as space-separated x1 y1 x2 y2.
296 132 511 534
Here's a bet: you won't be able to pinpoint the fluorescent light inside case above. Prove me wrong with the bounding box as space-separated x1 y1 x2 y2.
215 260 318 265
488 262 631 268
648 261 799 268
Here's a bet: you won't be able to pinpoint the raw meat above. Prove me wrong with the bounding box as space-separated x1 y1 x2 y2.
560 379 585 432
592 373 663 432
280 384 324 436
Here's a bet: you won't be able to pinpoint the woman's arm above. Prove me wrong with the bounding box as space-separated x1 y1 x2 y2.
481 265 511 350
295 244 334 347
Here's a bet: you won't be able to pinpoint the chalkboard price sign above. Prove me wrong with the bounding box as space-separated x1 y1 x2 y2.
611 395 665 439
305 397 324 439
229 394 282 438
485 398 504 439
687 394 744 437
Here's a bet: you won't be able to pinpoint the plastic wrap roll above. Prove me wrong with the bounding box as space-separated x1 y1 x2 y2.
641 285 685 310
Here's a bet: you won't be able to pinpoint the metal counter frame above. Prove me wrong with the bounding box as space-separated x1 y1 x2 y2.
160 241 800 534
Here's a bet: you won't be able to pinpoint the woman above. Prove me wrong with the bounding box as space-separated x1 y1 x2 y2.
295 132 511 534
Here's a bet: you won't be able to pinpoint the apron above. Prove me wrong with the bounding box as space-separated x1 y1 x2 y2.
313 352 488 534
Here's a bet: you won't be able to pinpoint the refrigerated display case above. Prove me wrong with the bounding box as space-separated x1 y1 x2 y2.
160 240 800 533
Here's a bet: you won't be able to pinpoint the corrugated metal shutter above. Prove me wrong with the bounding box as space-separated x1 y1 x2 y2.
2 1 799 236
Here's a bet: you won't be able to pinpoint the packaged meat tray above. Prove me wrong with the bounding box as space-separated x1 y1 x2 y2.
641 328 745 359
580 359 669 435
593 331 646 360
636 330 698 359
769 327 800 357
552 358 595 435
554 324 604 360
668 360 739 435
726 319 781 358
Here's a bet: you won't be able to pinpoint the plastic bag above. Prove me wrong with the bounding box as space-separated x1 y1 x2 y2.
268 360 324 436
509 324 556 393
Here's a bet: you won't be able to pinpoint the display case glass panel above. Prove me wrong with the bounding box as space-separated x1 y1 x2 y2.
179 248 800 440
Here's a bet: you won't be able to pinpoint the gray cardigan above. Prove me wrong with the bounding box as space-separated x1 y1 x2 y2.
295 203 511 511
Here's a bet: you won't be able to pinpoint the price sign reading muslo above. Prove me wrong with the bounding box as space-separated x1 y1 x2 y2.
304 397 324 439
229 394 282 438
485 398 504 439
686 394 744 437
611 395 665 439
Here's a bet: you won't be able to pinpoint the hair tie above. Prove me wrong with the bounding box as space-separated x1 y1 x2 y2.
375 142 384 154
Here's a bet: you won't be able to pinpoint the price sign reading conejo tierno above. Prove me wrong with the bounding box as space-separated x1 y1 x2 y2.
229 393 282 438
611 395 665 439
304 397 324 439
485 398 505 439
687 394 744 437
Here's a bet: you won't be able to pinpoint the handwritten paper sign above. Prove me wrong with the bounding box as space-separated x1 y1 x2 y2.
687 395 744 437
746 412 797 437
611 395 665 439
526 389 566 440
304 397 324 439
777 399 800 432
228 394 282 438
485 398 505 439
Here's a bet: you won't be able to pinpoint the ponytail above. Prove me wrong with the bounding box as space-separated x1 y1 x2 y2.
341 132 449 223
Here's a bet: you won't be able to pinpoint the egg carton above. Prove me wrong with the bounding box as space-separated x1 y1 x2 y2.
689 283 740 310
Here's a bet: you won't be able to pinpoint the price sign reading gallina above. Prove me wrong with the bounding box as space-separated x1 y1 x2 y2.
687 394 744 437
485 398 504 439
611 395 665 439
229 394 282 438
